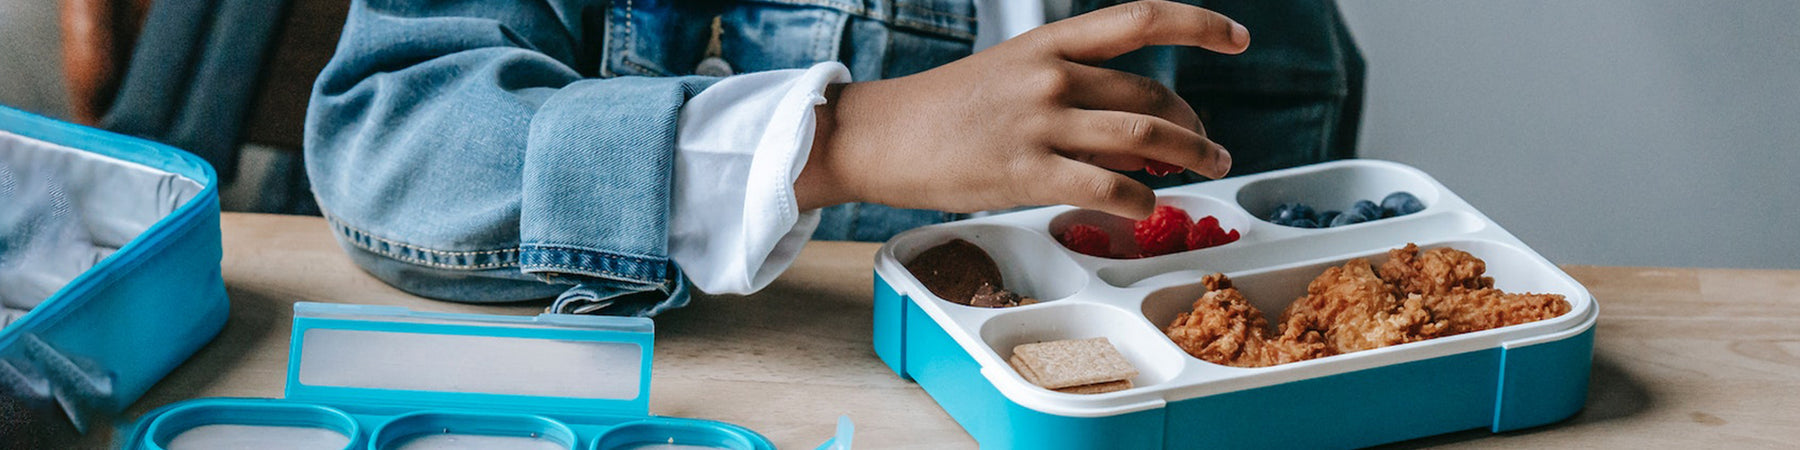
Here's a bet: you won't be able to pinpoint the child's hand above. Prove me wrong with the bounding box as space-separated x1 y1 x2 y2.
798 0 1248 220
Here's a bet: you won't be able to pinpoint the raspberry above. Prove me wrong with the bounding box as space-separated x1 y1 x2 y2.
1145 160 1184 176
1134 205 1193 256
1058 224 1112 257
1186 215 1242 250
1188 215 1220 249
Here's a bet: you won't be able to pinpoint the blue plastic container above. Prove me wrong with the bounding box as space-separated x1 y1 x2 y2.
119 303 789 450
872 160 1597 449
1 106 228 436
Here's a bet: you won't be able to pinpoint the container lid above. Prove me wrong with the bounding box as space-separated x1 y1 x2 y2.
284 302 653 417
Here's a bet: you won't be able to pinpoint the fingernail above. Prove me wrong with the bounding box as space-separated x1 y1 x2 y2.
1212 147 1233 177
1231 22 1250 47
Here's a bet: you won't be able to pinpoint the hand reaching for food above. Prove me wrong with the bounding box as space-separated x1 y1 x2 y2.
796 1 1245 219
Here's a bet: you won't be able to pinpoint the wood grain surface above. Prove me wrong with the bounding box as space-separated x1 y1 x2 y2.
79 213 1800 448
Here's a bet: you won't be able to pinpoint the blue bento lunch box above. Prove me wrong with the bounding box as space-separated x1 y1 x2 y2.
872 159 1597 449
119 302 805 450
1 106 228 435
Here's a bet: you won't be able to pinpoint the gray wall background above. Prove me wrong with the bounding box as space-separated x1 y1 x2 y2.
0 0 69 120
4 0 1795 268
1335 1 1800 269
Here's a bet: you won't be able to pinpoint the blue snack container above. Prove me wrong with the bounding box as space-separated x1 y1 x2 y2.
872 160 1597 449
120 303 782 450
1 106 228 436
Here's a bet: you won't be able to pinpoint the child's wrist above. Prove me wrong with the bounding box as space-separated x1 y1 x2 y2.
796 83 858 211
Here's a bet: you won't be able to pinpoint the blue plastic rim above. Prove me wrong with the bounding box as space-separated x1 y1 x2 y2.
591 419 772 450
370 411 578 449
145 400 359 450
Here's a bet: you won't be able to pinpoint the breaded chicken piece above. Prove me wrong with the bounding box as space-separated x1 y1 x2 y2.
1261 325 1332 366
1166 244 1573 368
1165 274 1279 367
1278 259 1449 353
1424 289 1572 333
1165 274 1328 367
1377 243 1493 295
1381 244 1570 332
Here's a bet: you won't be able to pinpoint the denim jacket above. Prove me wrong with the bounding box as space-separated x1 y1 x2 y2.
305 0 1362 315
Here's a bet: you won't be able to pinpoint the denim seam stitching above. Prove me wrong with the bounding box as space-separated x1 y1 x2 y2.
518 247 673 286
325 215 520 270
895 22 972 40
600 3 618 77
611 0 669 76
758 0 868 17
896 4 973 21
813 8 833 61
522 263 658 284
519 243 665 262
750 0 973 40
331 217 517 257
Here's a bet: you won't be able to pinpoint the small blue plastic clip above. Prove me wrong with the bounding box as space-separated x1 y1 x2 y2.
813 415 854 450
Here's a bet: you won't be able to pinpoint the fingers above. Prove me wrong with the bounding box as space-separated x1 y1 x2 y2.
1052 109 1232 179
1075 153 1154 172
1061 63 1203 134
1030 0 1249 64
1035 157 1157 219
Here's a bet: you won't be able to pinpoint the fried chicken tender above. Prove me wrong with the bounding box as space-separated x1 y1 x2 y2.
1377 243 1493 295
1424 289 1571 333
1277 259 1449 353
1379 244 1571 332
1165 244 1573 368
1164 274 1330 367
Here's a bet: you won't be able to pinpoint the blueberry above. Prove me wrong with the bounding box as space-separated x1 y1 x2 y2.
1381 191 1425 217
1268 203 1313 224
1352 200 1381 221
1329 212 1367 227
1317 210 1342 226
1291 204 1317 222
1266 203 1291 222
1270 203 1325 227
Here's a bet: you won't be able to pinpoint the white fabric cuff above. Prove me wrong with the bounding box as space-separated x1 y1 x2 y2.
668 62 852 294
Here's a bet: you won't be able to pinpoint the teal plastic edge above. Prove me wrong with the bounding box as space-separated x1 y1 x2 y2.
594 417 776 450
1494 325 1596 432
877 270 1596 449
117 398 780 450
1165 348 1500 449
284 302 655 417
369 411 576 449
143 399 363 450
0 106 213 183
872 277 907 379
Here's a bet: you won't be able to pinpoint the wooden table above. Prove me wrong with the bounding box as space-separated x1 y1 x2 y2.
84 213 1800 448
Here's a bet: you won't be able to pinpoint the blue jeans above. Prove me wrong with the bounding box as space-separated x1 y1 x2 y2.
306 0 1363 315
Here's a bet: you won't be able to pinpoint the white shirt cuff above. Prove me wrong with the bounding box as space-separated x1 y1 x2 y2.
668 62 852 295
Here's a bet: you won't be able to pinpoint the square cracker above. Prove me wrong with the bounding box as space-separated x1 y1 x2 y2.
1055 379 1134 395
1009 337 1139 389
1008 354 1043 385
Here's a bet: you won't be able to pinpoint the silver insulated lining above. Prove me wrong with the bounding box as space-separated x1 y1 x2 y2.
1 130 202 328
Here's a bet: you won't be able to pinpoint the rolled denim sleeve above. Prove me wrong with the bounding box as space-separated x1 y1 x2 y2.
305 0 717 313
